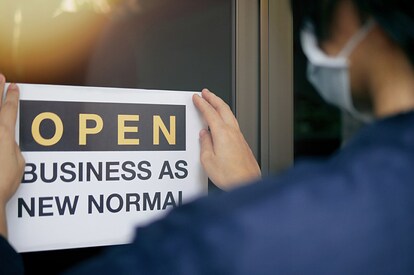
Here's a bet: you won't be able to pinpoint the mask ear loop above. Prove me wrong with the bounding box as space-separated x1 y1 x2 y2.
339 19 377 123
300 22 346 66
338 19 376 58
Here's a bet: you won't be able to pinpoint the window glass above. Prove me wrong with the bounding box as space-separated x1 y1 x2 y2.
292 21 342 160
0 0 233 273
0 0 233 103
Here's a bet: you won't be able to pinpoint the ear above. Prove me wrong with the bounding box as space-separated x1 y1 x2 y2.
321 0 363 55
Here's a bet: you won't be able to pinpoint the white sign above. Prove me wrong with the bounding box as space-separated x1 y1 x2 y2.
6 84 207 252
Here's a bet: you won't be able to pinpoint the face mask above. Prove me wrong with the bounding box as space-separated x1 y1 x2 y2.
300 20 376 122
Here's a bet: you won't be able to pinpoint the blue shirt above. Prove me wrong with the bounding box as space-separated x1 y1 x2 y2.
5 111 414 274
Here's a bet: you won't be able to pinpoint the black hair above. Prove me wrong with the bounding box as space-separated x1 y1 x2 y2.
291 0 414 66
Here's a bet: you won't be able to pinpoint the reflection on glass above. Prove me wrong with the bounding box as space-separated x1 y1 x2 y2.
4 1 233 273
0 0 232 104
0 0 121 83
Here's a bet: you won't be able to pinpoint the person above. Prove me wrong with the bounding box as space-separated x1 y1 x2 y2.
1 0 414 273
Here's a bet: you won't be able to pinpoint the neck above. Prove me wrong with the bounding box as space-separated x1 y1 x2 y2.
368 35 414 118
373 61 414 118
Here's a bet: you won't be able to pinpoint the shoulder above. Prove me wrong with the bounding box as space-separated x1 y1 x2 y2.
0 236 24 274
72 113 414 274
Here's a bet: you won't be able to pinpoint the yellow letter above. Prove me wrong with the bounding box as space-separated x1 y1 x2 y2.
31 112 64 146
153 115 176 145
79 114 103 145
118 115 140 145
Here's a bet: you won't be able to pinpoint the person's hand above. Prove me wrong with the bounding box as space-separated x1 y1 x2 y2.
193 89 261 190
0 75 25 238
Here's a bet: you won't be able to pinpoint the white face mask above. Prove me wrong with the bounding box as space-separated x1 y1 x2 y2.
300 20 376 122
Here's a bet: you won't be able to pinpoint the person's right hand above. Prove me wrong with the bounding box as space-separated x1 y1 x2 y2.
193 89 261 190
0 75 25 238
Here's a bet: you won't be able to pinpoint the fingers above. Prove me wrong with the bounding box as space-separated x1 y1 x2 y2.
201 89 238 127
0 83 19 138
0 74 5 106
192 93 225 132
199 129 214 155
16 145 26 175
199 129 214 172
192 89 239 138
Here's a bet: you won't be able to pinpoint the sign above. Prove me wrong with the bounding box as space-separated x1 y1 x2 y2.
6 84 207 252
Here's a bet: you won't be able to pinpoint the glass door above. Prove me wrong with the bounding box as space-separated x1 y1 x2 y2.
0 0 234 273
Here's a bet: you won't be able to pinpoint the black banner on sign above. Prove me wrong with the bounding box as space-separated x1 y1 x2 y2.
20 100 186 151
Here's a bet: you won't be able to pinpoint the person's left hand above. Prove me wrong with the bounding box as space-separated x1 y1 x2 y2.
193 89 261 190
0 76 25 238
